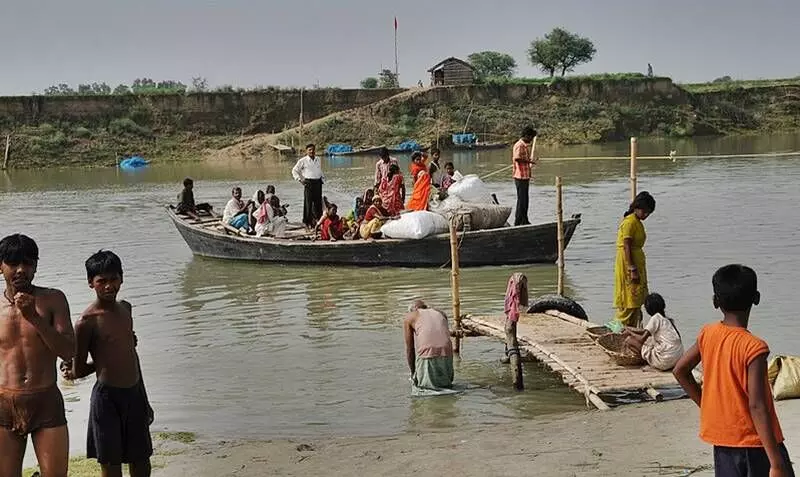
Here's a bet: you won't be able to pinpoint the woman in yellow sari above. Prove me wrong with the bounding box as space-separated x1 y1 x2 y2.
614 191 656 327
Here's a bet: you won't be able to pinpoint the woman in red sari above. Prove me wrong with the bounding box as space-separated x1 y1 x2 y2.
406 152 431 211
379 164 405 215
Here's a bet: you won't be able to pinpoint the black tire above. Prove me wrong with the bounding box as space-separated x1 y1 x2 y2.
527 295 588 320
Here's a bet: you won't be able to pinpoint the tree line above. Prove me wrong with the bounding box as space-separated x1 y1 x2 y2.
43 77 211 96
361 27 597 87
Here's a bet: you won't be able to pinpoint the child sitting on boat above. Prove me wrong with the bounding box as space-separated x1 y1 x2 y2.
623 293 684 371
319 203 345 241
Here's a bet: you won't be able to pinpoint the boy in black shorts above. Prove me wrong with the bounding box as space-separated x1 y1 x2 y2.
62 250 153 477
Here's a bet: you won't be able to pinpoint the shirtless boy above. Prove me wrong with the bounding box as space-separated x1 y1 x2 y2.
62 250 153 477
0 234 75 477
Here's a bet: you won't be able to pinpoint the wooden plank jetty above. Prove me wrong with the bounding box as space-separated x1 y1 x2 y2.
461 310 681 410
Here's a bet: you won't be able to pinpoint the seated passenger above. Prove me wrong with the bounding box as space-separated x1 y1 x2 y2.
320 204 345 242
176 177 213 217
222 187 254 232
359 197 393 240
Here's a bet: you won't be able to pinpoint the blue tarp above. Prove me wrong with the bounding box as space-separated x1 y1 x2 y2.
393 140 421 152
325 144 354 155
452 133 477 145
119 156 149 170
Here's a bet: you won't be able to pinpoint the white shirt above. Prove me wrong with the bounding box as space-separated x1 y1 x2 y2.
223 198 245 224
640 313 684 371
291 155 324 182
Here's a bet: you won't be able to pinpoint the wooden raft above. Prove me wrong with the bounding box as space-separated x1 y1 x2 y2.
461 311 681 410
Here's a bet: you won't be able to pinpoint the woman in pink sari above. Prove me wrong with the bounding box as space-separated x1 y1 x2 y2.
379 164 405 215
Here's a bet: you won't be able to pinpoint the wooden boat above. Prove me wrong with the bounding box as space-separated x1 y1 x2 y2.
166 207 582 267
451 142 508 150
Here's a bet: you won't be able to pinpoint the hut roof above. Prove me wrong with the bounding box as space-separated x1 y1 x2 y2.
427 57 476 73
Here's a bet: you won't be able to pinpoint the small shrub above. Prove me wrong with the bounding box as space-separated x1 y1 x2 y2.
73 126 92 139
109 118 152 137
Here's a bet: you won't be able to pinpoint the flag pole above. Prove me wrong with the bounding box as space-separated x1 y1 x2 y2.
394 16 399 85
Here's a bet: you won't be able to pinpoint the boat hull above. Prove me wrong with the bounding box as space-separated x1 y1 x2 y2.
167 208 580 267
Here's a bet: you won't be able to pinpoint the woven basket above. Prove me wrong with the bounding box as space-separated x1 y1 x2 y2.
597 333 646 367
586 326 612 341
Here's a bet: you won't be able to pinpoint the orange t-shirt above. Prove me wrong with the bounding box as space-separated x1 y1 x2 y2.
697 322 784 447
512 139 532 180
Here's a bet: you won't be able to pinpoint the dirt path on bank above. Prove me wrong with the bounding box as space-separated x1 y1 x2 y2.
152 400 800 476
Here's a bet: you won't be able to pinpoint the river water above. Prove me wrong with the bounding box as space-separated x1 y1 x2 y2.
3 133 800 456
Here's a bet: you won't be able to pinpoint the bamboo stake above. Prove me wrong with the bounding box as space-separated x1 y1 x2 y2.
555 176 565 296
299 88 304 144
2 135 10 170
529 135 538 162
449 219 462 354
630 137 638 202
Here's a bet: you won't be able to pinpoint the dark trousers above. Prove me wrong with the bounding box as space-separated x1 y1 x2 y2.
303 179 323 227
714 443 795 477
514 178 530 226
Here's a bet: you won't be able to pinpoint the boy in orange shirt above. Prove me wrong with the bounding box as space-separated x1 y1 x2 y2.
674 264 794 477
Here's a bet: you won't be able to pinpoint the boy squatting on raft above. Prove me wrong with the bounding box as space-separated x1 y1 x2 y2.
674 264 795 477
0 234 75 477
62 250 154 477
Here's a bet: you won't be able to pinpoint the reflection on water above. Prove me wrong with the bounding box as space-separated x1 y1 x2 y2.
2 133 800 453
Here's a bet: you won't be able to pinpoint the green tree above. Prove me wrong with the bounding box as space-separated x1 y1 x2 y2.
113 84 131 95
43 83 75 95
191 76 209 92
467 51 517 79
528 28 596 77
360 77 379 89
712 75 732 83
378 69 399 88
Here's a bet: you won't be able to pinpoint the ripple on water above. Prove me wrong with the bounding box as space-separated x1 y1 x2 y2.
7 149 800 451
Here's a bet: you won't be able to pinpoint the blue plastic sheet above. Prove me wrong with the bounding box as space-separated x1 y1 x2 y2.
119 156 148 170
393 140 421 152
325 144 354 155
452 133 477 145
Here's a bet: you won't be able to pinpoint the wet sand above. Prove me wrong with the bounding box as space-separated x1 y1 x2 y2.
153 399 800 476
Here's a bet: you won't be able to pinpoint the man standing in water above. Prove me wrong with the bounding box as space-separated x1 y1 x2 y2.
292 144 325 229
0 234 75 477
512 127 538 226
403 300 454 391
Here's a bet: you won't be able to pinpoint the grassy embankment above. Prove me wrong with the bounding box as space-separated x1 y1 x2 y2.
276 73 800 150
22 432 196 477
5 75 800 168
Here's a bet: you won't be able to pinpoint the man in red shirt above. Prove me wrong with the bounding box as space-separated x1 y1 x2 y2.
511 127 538 226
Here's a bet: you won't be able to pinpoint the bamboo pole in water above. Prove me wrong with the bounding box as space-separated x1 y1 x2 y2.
556 176 565 296
449 219 462 354
630 137 638 202
3 135 10 170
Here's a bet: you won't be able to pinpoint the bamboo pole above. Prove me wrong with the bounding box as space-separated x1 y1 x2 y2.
299 88 304 144
555 176 565 296
2 135 10 170
449 219 462 354
630 137 638 202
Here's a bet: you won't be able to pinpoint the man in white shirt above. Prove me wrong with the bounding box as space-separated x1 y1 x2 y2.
291 144 325 228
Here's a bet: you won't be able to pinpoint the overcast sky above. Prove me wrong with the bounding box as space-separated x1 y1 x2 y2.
2 0 797 95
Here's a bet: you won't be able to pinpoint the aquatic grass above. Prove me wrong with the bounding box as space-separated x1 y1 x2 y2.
155 431 197 444
24 451 171 476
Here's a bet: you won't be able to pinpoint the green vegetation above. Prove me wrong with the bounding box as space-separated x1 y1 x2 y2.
24 454 169 477
8 122 236 168
360 77 379 89
467 51 517 80
528 28 596 77
378 69 399 89
480 72 661 86
681 77 800 93
155 431 197 444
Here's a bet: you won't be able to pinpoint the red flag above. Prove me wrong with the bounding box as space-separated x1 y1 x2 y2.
394 17 397 31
